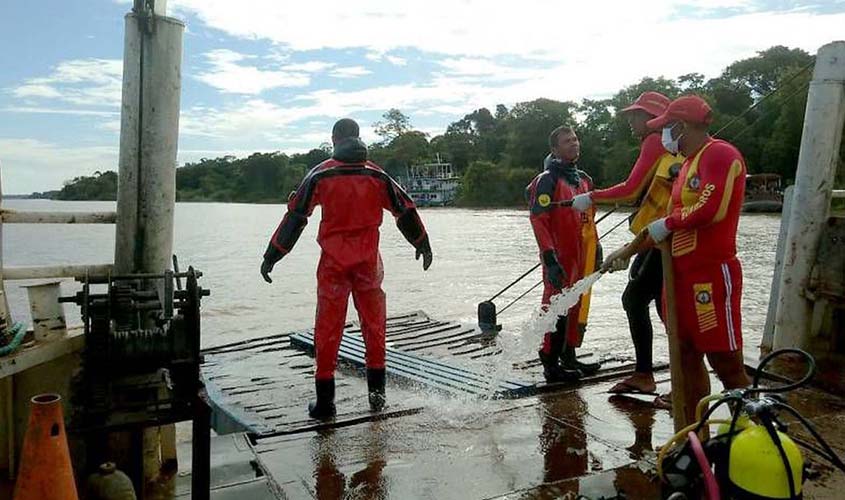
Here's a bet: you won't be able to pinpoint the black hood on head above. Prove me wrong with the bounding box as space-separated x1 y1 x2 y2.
544 153 581 186
332 137 368 163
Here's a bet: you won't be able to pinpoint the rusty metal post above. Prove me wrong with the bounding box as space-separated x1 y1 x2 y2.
774 41 845 350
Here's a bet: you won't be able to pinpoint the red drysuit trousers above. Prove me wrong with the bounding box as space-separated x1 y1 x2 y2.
314 251 386 380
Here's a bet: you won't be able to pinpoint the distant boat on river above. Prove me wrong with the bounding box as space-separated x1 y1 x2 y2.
743 173 784 213
399 157 460 207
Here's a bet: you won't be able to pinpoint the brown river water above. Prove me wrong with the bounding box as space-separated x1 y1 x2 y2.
4 199 779 362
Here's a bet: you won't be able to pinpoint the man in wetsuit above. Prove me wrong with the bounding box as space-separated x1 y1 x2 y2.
260 118 433 420
526 125 601 382
571 92 682 397
605 95 750 423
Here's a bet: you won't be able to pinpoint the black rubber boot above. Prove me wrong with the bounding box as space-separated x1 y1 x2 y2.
561 345 601 376
539 332 581 383
308 378 336 420
367 368 386 412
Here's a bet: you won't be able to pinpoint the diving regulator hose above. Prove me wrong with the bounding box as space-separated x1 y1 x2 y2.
656 348 845 490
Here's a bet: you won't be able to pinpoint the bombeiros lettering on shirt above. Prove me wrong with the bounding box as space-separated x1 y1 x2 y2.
681 182 716 219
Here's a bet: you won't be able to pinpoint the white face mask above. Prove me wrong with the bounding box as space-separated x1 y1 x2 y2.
662 125 682 154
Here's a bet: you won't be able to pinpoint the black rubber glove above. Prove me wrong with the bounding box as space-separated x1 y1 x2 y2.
595 243 604 272
260 259 275 284
542 250 566 290
416 236 433 271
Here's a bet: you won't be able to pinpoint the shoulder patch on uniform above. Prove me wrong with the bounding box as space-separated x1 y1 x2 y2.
688 175 701 190
537 193 552 208
530 172 556 215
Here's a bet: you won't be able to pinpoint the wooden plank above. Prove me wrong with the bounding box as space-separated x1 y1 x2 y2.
660 240 689 431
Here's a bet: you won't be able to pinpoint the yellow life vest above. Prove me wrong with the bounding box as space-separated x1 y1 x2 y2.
629 152 684 234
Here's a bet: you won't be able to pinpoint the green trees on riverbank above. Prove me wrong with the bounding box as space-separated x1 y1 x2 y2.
53 171 117 201
50 45 844 205
175 150 328 203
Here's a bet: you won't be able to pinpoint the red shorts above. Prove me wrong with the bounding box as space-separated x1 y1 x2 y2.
670 257 742 353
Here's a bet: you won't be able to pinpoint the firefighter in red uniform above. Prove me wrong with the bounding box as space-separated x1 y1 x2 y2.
571 91 682 397
605 96 751 423
526 125 601 382
260 119 433 420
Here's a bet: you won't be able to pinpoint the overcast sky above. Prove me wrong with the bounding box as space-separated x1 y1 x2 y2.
1 0 844 193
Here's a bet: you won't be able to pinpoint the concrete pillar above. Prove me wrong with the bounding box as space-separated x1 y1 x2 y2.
114 12 183 276
761 186 794 351
773 41 845 350
112 6 184 491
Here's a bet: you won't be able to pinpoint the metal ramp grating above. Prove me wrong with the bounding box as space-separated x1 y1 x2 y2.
289 331 534 398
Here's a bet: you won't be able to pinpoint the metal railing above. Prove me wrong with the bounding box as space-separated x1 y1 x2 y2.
0 175 115 283
0 167 116 479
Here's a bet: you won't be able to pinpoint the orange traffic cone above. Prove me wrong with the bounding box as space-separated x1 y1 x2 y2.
13 393 79 500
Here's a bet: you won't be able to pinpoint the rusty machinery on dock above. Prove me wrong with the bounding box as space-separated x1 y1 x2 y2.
59 265 211 499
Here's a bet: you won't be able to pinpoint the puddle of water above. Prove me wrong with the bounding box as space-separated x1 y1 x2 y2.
399 387 505 430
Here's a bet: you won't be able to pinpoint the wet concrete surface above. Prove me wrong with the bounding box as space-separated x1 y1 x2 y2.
238 371 845 499
4 368 845 499
250 378 674 499
194 317 845 499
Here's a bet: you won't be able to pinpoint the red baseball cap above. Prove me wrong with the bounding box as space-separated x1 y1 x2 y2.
647 95 713 129
620 91 670 118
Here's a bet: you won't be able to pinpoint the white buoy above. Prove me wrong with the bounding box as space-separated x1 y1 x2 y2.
22 282 67 343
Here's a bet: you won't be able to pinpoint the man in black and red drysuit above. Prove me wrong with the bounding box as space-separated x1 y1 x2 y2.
526 125 601 382
260 118 433 420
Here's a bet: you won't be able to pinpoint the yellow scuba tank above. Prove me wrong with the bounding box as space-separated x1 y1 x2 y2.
716 415 754 436
728 425 804 499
